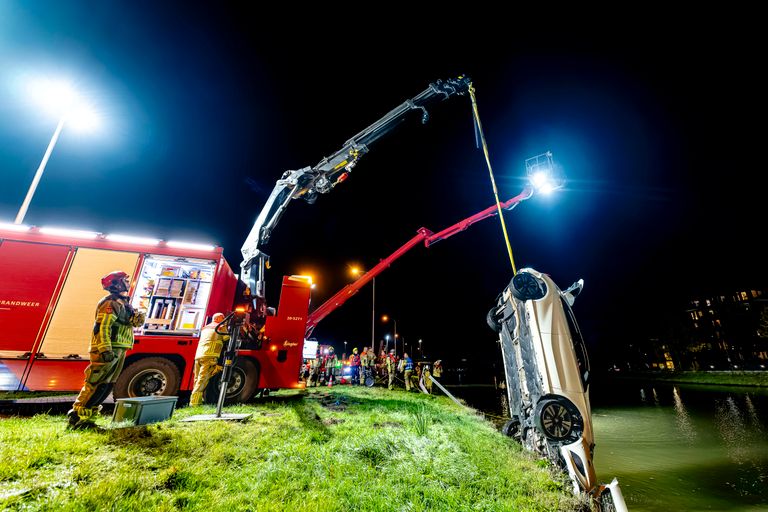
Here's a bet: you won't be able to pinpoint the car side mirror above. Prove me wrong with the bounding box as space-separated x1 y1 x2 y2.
562 279 584 306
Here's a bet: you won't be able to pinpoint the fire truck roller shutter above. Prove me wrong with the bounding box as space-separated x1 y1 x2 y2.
24 248 139 390
0 241 71 391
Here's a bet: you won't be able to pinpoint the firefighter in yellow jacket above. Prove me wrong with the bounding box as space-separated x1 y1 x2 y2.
67 271 145 429
190 312 229 406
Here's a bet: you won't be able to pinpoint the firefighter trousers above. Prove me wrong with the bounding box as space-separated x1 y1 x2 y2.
190 357 220 406
71 348 127 422
404 370 413 391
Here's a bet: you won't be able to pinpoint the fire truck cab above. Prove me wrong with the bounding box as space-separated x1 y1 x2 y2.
0 225 311 401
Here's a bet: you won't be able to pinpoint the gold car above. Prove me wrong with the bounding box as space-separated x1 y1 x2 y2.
488 268 626 511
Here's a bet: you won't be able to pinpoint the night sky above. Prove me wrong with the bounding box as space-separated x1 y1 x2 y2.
1 4 765 368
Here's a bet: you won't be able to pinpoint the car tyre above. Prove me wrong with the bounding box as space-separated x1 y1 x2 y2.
487 306 503 333
510 272 546 301
535 396 583 442
501 417 521 440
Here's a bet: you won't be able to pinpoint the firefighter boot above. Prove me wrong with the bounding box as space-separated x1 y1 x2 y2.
67 406 102 430
190 391 204 407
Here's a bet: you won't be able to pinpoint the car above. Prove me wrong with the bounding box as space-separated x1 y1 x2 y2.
487 268 626 511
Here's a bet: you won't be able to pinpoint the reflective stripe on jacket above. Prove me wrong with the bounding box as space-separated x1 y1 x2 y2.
93 296 134 351
195 323 229 359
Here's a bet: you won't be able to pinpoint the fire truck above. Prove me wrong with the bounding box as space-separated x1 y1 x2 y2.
0 77 475 402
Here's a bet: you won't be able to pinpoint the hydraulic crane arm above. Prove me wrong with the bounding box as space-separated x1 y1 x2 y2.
240 77 471 308
304 187 533 336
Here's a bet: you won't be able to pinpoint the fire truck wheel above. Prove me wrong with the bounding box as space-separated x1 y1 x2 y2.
204 358 259 404
114 357 180 398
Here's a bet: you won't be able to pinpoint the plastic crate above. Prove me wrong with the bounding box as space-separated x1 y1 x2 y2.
112 396 178 425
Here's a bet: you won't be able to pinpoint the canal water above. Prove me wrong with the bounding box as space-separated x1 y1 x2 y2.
448 380 768 511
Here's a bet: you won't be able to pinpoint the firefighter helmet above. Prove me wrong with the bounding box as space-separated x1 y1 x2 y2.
101 271 129 294
353 347 358 354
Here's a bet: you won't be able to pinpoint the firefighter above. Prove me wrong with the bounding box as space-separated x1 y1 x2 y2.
423 364 432 394
386 349 398 390
67 271 145 429
433 360 443 379
402 352 414 391
362 347 376 385
324 347 337 386
189 313 228 407
377 349 387 379
309 349 323 387
349 347 361 385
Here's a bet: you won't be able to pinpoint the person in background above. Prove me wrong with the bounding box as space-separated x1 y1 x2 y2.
67 271 145 429
377 349 388 379
190 312 228 406
324 347 338 386
402 352 414 391
386 349 398 390
349 347 361 385
422 364 433 394
362 347 376 385
433 360 443 380
309 349 323 387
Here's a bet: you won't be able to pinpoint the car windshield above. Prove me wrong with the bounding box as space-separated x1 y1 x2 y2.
560 297 590 389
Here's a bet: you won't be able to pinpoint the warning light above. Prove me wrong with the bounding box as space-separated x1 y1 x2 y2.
270 345 277 351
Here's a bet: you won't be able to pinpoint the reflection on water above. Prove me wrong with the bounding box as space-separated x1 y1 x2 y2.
450 381 768 511
673 386 697 443
592 382 768 512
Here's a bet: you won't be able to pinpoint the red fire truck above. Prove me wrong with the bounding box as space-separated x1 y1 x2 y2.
0 225 314 401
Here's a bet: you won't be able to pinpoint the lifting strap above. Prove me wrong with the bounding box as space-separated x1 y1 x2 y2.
468 84 518 275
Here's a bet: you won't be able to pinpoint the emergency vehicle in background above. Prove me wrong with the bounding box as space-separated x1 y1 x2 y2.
0 77 472 402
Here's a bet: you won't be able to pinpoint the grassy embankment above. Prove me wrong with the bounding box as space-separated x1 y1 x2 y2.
614 370 768 387
0 387 582 511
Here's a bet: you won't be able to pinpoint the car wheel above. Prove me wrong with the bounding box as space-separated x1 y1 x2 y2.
535 396 583 442
501 417 521 440
510 271 546 301
599 488 618 512
204 358 259 404
114 357 180 398
487 306 502 333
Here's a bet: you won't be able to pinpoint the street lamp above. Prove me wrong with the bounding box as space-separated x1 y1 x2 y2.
15 79 101 225
350 265 376 354
419 338 423 358
382 315 398 357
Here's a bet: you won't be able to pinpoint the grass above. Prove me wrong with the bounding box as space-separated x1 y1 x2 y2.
0 387 581 511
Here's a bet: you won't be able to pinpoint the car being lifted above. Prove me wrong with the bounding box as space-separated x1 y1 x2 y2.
488 268 627 511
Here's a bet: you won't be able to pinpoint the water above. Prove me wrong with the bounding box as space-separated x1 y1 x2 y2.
448 381 768 511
